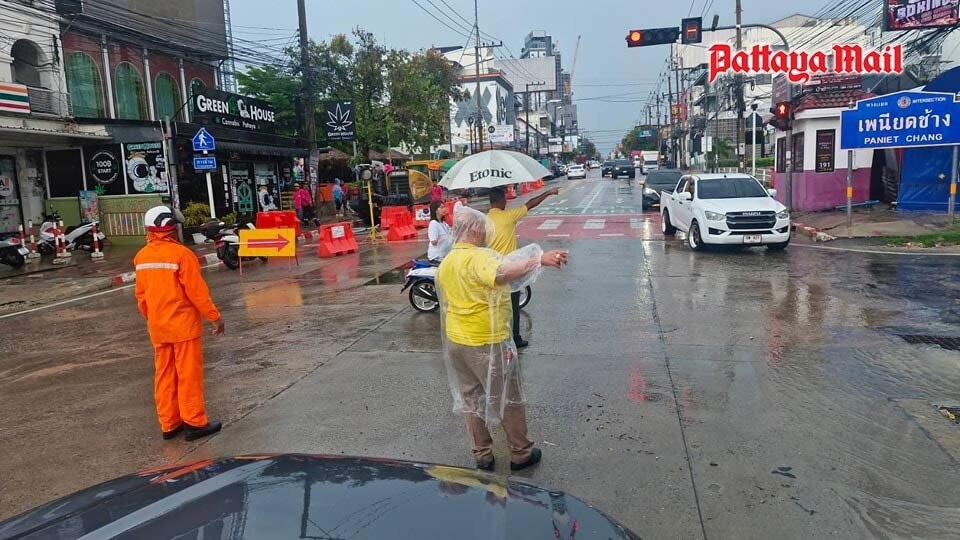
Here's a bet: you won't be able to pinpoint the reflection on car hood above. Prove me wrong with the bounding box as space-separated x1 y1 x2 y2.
699 197 785 214
0 454 640 539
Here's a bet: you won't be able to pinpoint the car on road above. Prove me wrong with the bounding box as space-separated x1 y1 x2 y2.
567 164 587 179
610 159 635 179
601 160 614 177
660 173 790 251
0 454 640 539
640 168 683 209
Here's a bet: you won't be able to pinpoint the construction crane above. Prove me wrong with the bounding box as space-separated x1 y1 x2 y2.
568 35 581 100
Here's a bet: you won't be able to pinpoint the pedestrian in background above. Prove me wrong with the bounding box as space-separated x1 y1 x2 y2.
431 180 444 203
427 200 451 262
487 185 559 348
437 203 568 471
134 206 224 441
333 178 345 218
293 182 314 225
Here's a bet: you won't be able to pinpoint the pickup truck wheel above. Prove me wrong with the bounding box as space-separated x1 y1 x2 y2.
661 210 677 236
687 220 705 251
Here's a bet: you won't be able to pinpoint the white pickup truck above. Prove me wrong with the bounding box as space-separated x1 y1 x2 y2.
660 173 791 251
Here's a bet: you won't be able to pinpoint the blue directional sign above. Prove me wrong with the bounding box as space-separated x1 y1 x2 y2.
193 156 217 170
840 90 960 150
192 128 216 152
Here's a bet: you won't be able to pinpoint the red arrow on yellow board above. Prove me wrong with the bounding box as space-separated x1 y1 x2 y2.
239 228 296 257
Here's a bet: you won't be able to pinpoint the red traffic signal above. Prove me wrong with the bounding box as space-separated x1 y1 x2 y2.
681 17 702 45
626 27 680 48
773 101 791 120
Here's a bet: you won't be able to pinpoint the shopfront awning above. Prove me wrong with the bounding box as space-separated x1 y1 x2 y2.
214 140 308 157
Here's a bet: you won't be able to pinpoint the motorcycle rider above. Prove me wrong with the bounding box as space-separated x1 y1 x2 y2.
134 206 224 441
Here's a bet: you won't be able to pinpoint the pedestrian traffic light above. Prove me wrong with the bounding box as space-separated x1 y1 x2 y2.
770 101 792 130
626 27 681 48
681 17 702 45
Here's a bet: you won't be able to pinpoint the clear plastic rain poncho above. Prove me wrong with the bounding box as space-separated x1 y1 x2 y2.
436 203 544 426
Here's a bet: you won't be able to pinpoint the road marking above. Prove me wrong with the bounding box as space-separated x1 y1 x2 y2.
581 183 605 215
537 219 563 230
792 243 960 256
0 261 222 320
630 218 645 229
584 219 606 230
547 233 571 237
616 198 623 204
599 233 625 237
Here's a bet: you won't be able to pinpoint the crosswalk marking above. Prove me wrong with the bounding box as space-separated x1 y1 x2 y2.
537 219 563 230
584 219 606 230
599 233 625 237
630 218 644 229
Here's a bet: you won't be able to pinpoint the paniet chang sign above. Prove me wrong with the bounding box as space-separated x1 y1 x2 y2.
193 88 276 133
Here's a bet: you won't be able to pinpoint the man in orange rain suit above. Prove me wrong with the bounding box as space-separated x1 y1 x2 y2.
135 206 224 441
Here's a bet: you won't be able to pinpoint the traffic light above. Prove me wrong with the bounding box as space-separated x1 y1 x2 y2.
681 17 702 44
626 27 681 48
770 101 792 131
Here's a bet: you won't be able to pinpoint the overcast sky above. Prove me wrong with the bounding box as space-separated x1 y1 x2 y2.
230 0 832 154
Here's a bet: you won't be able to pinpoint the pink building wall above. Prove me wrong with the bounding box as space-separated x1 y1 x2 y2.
773 168 872 212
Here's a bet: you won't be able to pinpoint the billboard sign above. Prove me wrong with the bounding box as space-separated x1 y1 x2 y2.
125 141 168 194
486 124 515 144
885 0 959 31
324 100 355 142
193 88 276 132
840 90 960 149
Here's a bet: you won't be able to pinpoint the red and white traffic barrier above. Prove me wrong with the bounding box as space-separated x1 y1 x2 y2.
90 222 104 260
26 220 39 260
52 220 71 264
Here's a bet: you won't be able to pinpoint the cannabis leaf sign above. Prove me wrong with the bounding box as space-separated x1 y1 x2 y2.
324 100 355 141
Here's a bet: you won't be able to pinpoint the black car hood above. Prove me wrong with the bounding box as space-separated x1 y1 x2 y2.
0 455 639 539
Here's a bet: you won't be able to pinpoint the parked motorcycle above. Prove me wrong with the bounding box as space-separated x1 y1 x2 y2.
401 259 531 313
37 210 105 255
0 232 29 268
199 219 268 270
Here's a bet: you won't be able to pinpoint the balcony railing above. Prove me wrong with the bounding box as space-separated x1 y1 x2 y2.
26 87 72 117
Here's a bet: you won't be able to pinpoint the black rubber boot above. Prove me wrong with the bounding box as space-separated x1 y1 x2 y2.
510 448 542 471
184 421 222 441
162 424 183 440
476 458 495 472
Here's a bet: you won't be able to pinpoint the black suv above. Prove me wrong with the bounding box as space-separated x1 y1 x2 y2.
601 160 614 177
611 159 635 179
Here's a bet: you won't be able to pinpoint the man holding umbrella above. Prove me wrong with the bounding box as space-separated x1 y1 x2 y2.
487 186 558 347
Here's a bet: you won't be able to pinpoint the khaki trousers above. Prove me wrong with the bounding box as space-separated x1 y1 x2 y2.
447 340 533 465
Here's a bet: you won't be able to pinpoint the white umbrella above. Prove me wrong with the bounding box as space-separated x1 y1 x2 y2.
439 150 550 190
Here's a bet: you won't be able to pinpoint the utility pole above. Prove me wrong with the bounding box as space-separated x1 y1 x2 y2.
666 60 675 168
675 54 685 169
655 93 662 166
297 0 317 179
473 0 484 152
735 0 745 172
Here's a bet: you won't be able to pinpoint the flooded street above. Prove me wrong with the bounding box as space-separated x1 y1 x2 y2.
2 175 959 538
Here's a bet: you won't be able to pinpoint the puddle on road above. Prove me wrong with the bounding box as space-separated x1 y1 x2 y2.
363 264 410 286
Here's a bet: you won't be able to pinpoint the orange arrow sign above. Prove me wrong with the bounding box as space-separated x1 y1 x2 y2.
239 228 296 257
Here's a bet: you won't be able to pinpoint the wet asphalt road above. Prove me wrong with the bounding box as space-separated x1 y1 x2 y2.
2 169 960 538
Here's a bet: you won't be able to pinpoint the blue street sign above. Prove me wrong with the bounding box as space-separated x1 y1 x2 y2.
192 128 216 151
840 90 960 150
193 156 217 170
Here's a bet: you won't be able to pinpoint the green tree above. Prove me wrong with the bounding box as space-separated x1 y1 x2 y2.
620 125 658 153
387 48 462 155
707 137 732 164
236 62 301 136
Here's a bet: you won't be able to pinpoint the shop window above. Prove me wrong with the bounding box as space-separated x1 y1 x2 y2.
792 132 804 173
65 53 105 118
114 63 147 120
45 149 85 198
154 72 181 120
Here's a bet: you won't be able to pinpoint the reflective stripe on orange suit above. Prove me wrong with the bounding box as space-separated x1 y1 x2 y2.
134 230 220 431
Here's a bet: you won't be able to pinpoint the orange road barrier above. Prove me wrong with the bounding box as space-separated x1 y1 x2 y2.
318 222 359 257
520 183 531 195
506 184 516 199
380 206 409 230
412 204 431 228
256 210 301 239
386 208 417 241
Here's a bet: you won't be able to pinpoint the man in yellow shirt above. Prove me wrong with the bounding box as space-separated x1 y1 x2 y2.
437 204 568 471
487 186 559 347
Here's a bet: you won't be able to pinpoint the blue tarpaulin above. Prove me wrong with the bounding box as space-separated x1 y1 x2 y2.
898 67 960 211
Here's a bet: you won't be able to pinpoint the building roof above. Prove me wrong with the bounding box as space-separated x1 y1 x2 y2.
794 89 875 113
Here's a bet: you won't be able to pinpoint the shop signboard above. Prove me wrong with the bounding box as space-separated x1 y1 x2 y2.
193 88 276 133
85 144 125 195
840 90 960 149
885 0 959 31
124 142 167 194
815 129 836 172
323 100 355 141
799 74 862 96
486 124 515 144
